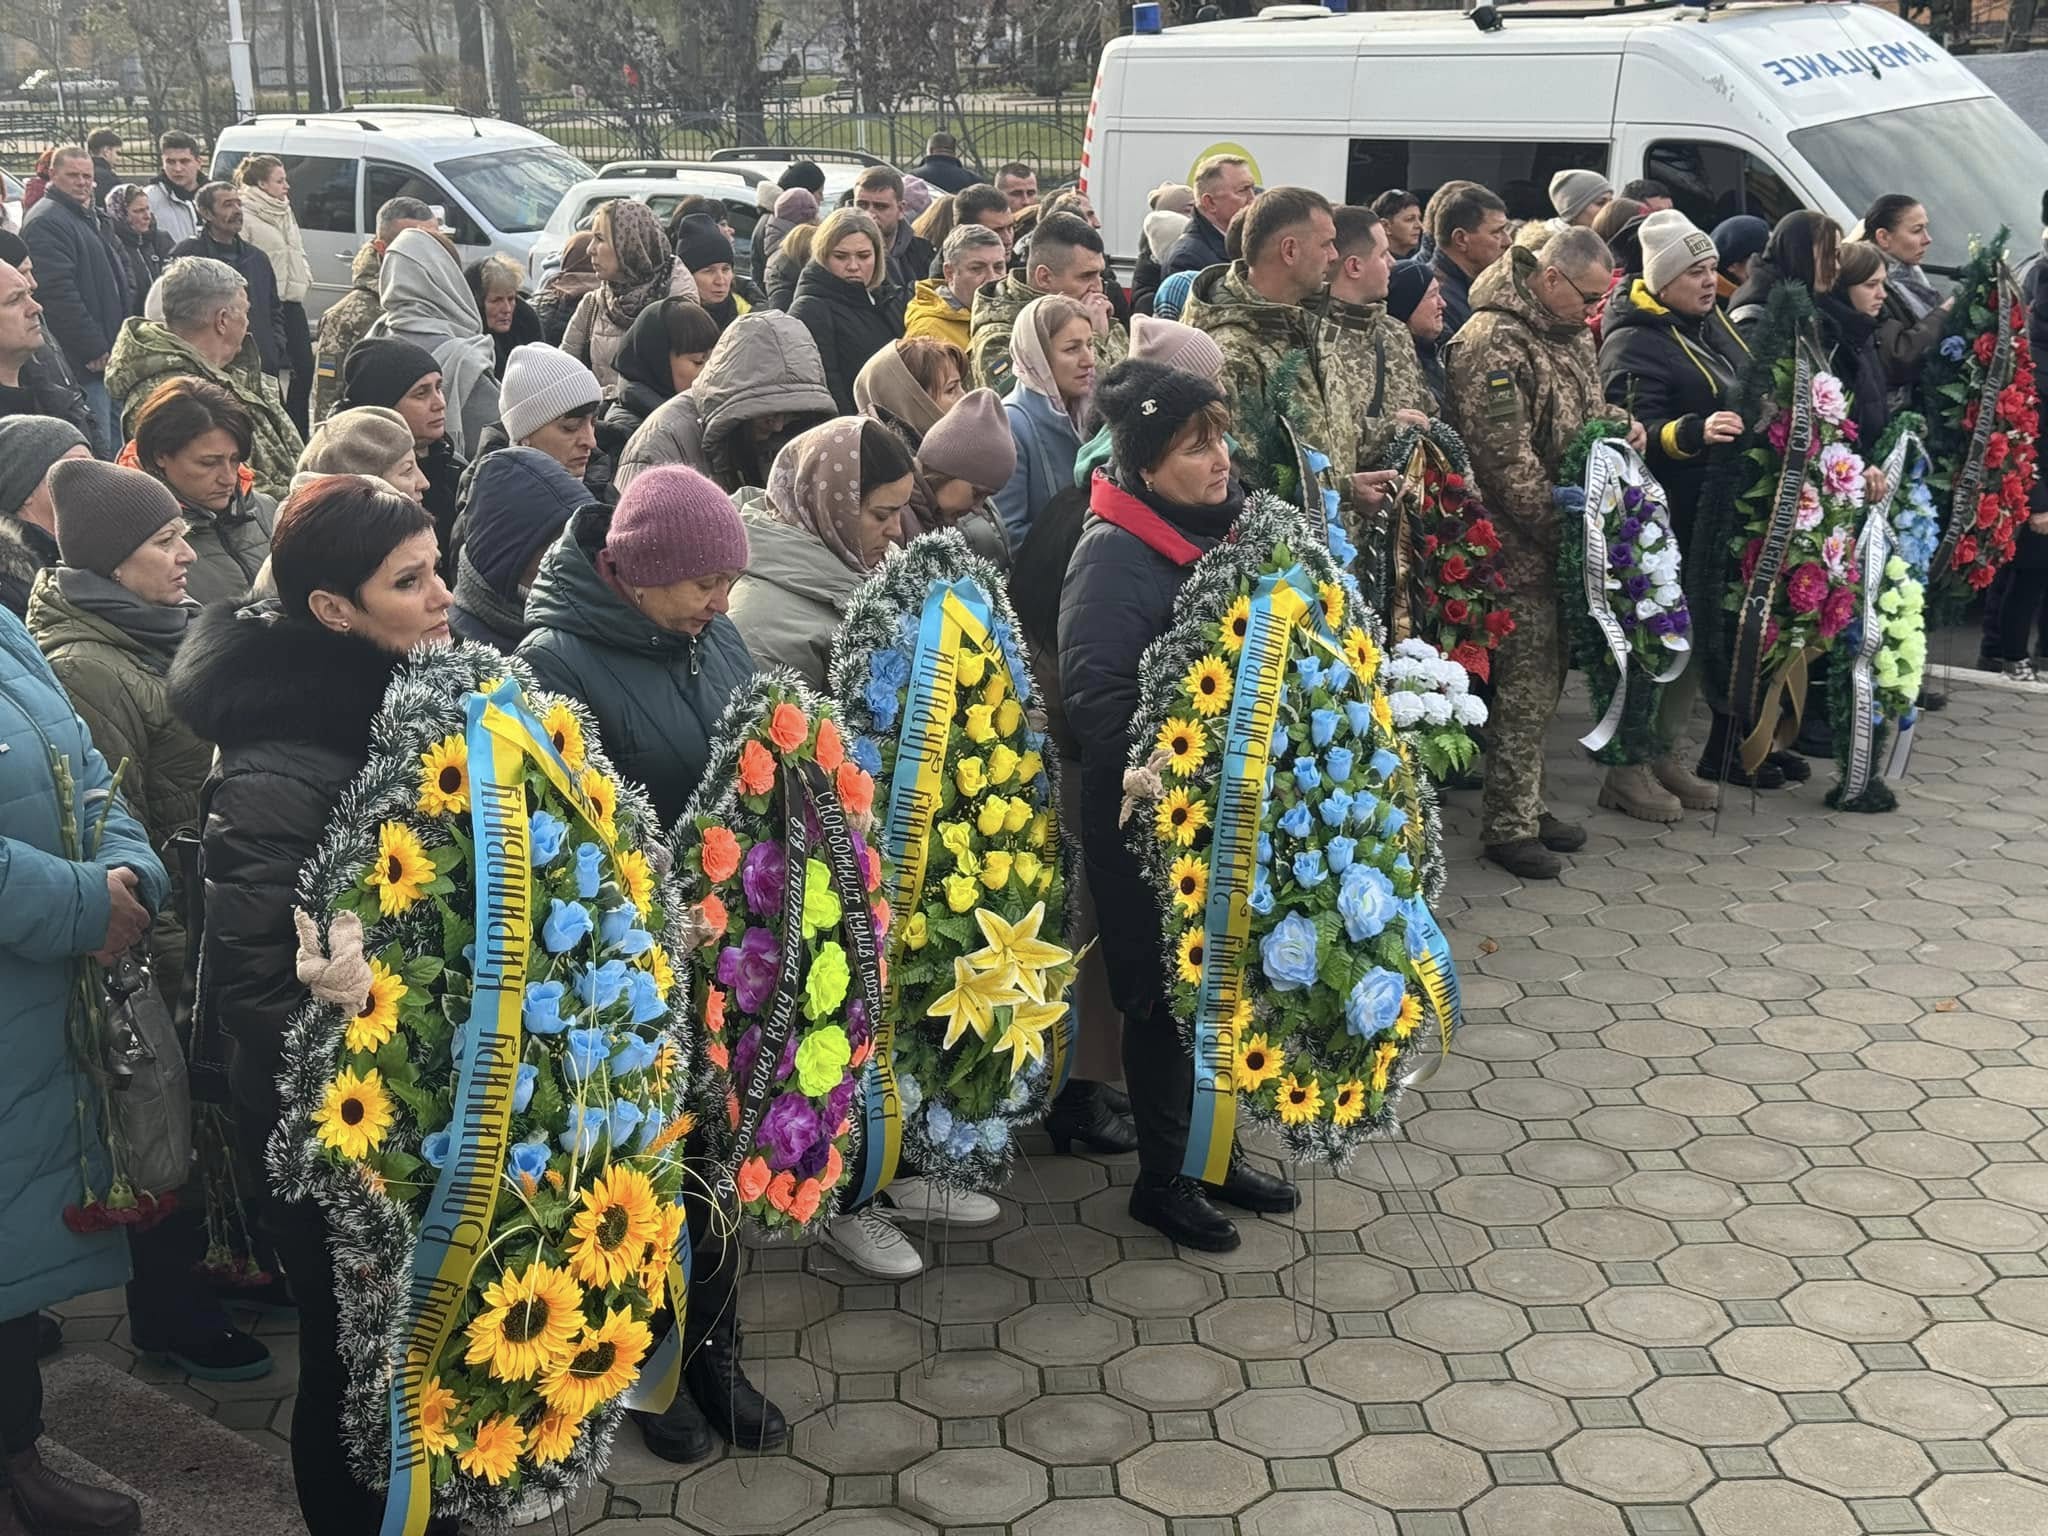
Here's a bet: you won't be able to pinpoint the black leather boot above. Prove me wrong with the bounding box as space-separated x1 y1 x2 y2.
633 1388 716 1465
5 1445 139 1535
685 1312 788 1452
1045 1080 1139 1155
1129 1172 1239 1252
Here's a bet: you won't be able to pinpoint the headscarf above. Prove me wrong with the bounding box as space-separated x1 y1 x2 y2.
367 227 497 455
853 343 946 440
764 416 875 575
1761 210 1836 291
1010 295 1094 435
596 200 680 330
1143 210 1189 263
613 298 691 404
542 230 603 304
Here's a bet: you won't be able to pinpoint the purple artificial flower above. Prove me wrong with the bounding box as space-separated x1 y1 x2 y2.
732 1024 762 1084
741 840 786 917
759 1092 822 1171
796 1138 831 1180
1617 515 1643 543
717 927 780 1014
1608 542 1634 569
847 998 872 1050
1621 611 1640 632
1622 573 1651 602
1621 485 1645 513
826 1076 857 1129
778 1029 801 1080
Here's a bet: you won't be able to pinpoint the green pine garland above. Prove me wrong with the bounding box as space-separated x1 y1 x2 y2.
1554 420 1665 765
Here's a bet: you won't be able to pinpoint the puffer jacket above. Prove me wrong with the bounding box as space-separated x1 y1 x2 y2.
725 496 866 690
1874 267 1949 394
515 505 757 829
176 485 276 608
313 241 384 423
27 567 207 1004
454 422 616 562
994 384 1083 552
105 319 305 498
168 600 401 1138
902 279 970 352
0 604 167 1318
788 263 904 414
239 183 313 305
616 311 837 495
0 518 56 621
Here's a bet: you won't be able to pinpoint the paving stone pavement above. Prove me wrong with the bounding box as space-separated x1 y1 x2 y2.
48 678 2048 1534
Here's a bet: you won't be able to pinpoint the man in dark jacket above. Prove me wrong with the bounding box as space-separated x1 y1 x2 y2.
905 133 980 195
1163 153 1256 279
853 167 934 318
21 147 127 456
0 252 93 440
88 129 124 202
172 182 285 377
1430 182 1509 340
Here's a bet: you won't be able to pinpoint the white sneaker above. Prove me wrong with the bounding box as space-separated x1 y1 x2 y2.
820 1208 925 1279
883 1176 1002 1228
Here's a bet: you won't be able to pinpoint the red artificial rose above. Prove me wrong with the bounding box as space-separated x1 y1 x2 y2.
1490 571 1508 592
1450 641 1490 680
1421 534 1440 557
1975 330 1998 366
1441 553 1472 584
2003 472 2027 505
1466 518 1501 555
1444 598 1472 624
1955 534 1980 566
1426 589 1441 609
1484 607 1516 638
1977 495 2002 529
1965 401 1981 432
1987 432 2011 468
1970 563 1998 589
1444 473 1465 490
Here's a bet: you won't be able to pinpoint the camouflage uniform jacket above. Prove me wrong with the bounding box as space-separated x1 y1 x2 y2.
105 319 306 501
1444 246 1626 588
1182 261 1360 500
1314 292 1435 469
311 241 384 424
967 273 1128 395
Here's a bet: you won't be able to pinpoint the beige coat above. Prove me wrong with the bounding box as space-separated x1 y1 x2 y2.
239 183 313 305
563 265 699 391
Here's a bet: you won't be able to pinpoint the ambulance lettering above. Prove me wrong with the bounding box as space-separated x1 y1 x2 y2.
1760 39 1937 87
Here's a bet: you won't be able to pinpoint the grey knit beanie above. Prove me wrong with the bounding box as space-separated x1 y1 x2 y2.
297 406 418 482
1640 209 1720 297
499 343 602 444
917 389 1017 492
49 460 183 578
1549 169 1613 223
0 416 90 517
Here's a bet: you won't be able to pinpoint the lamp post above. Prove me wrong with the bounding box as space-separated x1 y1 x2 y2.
225 0 255 116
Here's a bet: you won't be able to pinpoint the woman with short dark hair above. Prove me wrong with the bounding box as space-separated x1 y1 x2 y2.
1859 193 1953 394
130 375 275 605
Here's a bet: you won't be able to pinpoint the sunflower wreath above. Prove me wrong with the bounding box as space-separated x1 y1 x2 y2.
269 647 692 1528
1555 421 1692 766
829 531 1079 1195
672 673 887 1238
1123 494 1463 1173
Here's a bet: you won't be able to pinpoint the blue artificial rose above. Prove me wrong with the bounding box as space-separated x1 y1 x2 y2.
608 1099 644 1147
1324 746 1354 783
1326 661 1353 693
1264 765 1275 797
1280 802 1313 839
626 969 666 1025
1311 708 1339 748
575 959 631 1010
1296 655 1324 690
560 1106 607 1155
1337 864 1398 942
1370 748 1401 781
1345 965 1408 1038
1345 701 1373 738
542 898 594 954
863 676 901 730
421 1127 452 1168
636 1106 667 1152
1248 871 1275 916
1260 911 1321 992
1351 791 1381 828
1327 836 1356 874
1294 755 1322 792
508 1138 550 1184
1940 333 1968 361
523 980 571 1035
1329 526 1358 565
574 843 604 899
600 905 642 952
1270 722 1288 757
1292 849 1328 888
1256 832 1273 866
611 1034 660 1076
1320 790 1353 829
512 1062 538 1113
529 811 568 867
1382 806 1409 837
852 736 885 777
566 1027 612 1082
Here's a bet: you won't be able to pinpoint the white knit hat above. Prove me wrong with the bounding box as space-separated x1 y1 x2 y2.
499 343 602 444
1640 209 1719 296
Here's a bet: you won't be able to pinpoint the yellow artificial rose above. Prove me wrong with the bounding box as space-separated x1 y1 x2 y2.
964 705 997 744
977 797 1009 837
906 911 930 949
981 674 1007 708
955 757 986 796
955 847 981 878
1028 811 1050 847
955 648 988 688
980 850 1014 890
988 744 1020 786
939 820 975 864
1003 798 1033 834
1013 851 1043 888
1015 749 1044 784
943 872 980 913
996 698 1023 736
1036 868 1054 892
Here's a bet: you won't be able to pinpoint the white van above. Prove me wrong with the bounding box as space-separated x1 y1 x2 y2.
1081 1 2048 273
210 108 591 320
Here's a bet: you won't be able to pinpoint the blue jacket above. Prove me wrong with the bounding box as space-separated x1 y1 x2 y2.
1162 212 1229 281
0 605 167 1318
994 385 1082 551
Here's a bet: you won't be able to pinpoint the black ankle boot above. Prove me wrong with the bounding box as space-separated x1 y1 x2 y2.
633 1391 716 1464
5 1445 139 1535
1045 1081 1139 1155
685 1315 787 1452
1129 1172 1240 1252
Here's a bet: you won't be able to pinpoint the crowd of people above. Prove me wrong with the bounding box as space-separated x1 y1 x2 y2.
0 122 2035 1536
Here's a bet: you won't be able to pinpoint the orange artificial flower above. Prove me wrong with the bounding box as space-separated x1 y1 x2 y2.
862 843 882 893
769 702 810 753
736 1156 771 1203
765 1171 797 1212
699 893 729 938
788 1177 823 1224
822 1144 844 1188
706 1039 730 1071
813 717 845 772
703 984 727 1036
836 762 874 816
834 1117 851 1138
850 1040 872 1070
700 827 741 884
726 1091 741 1128
738 740 775 796
870 898 891 939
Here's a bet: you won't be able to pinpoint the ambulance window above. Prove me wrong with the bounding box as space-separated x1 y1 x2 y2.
1347 140 1605 223
1643 142 1801 231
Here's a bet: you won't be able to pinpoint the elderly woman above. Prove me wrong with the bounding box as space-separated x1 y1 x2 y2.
465 253 543 378
364 227 499 457
753 186 819 291
789 208 903 413
234 154 316 431
854 340 1012 562
535 230 600 348
1388 259 1448 409
994 294 1096 549
106 182 172 314
563 199 699 391
295 405 432 500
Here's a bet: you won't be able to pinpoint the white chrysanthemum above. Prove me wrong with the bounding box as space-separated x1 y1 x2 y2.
1394 638 1436 660
1419 693 1453 726
1452 693 1489 726
1443 666 1469 698
1388 692 1427 728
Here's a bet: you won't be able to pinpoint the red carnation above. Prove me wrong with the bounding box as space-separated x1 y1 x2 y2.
1970 563 1997 589
1955 534 1980 566
1976 330 1998 366
1484 607 1516 638
1467 518 1501 555
1450 641 1490 680
1444 598 1471 624
1441 553 1472 584
1987 432 2011 468
1444 473 1465 490
1421 534 1440 557
1977 496 2002 529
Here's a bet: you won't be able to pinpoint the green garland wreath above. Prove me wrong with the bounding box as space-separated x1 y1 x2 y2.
1555 420 1665 765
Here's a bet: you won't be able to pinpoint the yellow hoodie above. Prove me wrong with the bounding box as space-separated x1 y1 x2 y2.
903 279 971 351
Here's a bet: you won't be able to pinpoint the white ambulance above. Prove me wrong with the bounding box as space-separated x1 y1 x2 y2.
1080 1 2048 272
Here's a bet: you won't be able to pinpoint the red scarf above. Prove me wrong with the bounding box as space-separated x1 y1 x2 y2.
1086 471 1204 567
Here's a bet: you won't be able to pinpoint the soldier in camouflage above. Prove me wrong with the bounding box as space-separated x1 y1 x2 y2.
968 212 1127 395
1314 205 1435 469
1445 227 1642 881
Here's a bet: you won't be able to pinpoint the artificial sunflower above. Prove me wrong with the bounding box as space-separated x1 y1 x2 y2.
1319 580 1345 630
616 848 655 919
580 769 619 838
1331 1079 1366 1127
457 1414 524 1484
416 734 470 818
1184 655 1233 717
1235 1032 1282 1092
417 1375 461 1455
1154 787 1210 848
528 1406 580 1465
542 700 587 770
1220 595 1251 655
1344 626 1381 684
1175 927 1205 985
346 959 406 1055
564 1166 662 1289
463 1259 584 1382
365 821 434 916
1394 993 1422 1040
1370 1040 1400 1094
1277 1072 1323 1125
311 1067 394 1160
539 1306 652 1417
1170 854 1207 917
1155 716 1208 777
1371 691 1394 737
642 942 676 1000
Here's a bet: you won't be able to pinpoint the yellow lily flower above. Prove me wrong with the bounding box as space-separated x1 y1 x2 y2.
928 956 1025 1049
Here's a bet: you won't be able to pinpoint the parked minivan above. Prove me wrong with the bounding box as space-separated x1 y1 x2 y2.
210 107 591 321
1081 1 2048 272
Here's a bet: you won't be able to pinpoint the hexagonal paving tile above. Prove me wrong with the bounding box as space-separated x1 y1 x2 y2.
1554 1428 1712 1503
1216 1386 1361 1459
1119 1441 1269 1517
1334 1432 1490 1510
1772 1422 1934 1499
900 1448 1047 1525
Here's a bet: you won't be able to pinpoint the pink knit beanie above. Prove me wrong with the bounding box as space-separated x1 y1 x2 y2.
600 466 750 586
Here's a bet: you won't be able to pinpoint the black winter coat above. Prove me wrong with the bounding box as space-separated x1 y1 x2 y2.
1162 212 1229 281
0 351 92 438
1597 279 1750 540
420 438 467 576
168 602 403 1137
21 188 126 372
905 154 980 195
1131 243 1165 317
788 264 904 415
111 225 174 317
172 232 286 374
1815 293 1891 454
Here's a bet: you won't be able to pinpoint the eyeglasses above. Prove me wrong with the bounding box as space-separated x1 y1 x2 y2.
1552 270 1609 308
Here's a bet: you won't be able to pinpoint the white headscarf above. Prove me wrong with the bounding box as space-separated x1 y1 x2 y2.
1010 295 1095 436
367 227 496 455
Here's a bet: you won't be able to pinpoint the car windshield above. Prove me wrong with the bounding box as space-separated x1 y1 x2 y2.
1789 95 2048 270
439 146 590 235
